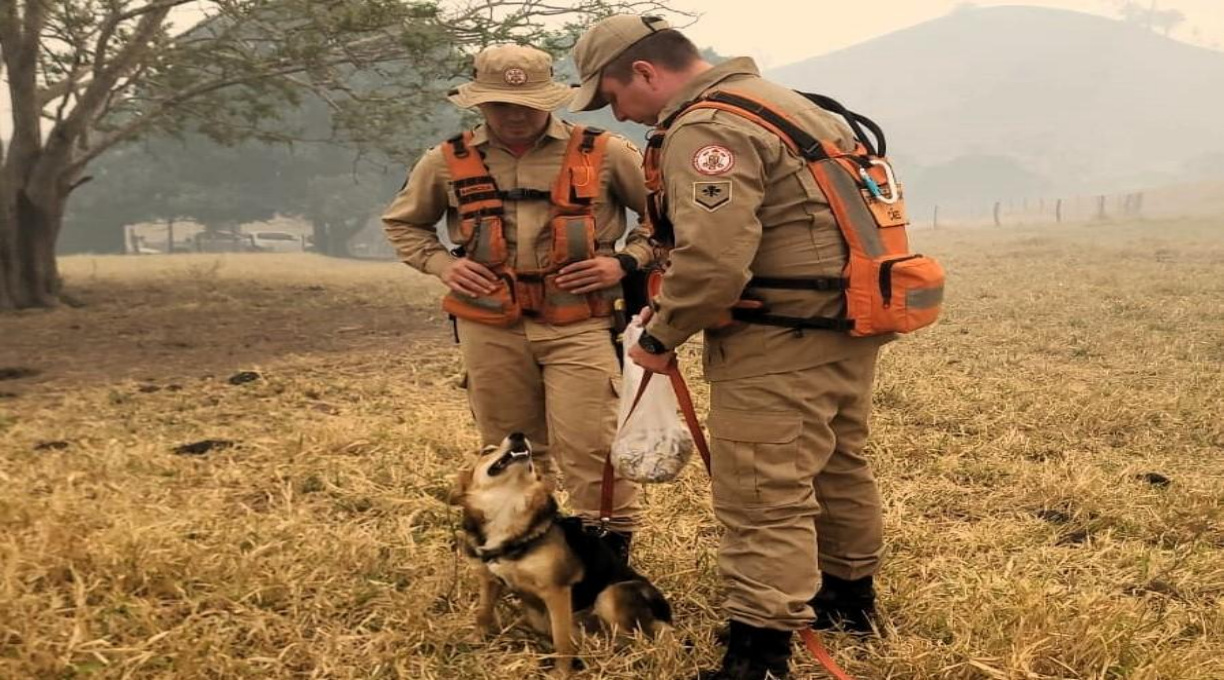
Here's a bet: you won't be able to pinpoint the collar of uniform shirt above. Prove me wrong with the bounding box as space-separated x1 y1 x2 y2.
655 56 761 127
470 115 570 150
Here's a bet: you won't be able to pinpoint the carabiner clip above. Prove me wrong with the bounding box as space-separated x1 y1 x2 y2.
867 159 899 205
858 167 883 199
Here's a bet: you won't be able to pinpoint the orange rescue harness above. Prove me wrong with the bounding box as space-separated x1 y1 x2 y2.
440 126 621 327
643 90 944 337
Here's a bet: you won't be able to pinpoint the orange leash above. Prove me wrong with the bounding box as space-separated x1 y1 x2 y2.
605 363 857 680
799 629 856 680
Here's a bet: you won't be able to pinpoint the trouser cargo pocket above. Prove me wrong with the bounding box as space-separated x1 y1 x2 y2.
708 408 803 512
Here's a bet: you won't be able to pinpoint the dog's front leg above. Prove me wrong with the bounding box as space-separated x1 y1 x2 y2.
475 564 503 638
541 585 576 677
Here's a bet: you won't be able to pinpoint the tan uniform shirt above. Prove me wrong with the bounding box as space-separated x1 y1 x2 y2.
645 58 889 381
383 116 652 338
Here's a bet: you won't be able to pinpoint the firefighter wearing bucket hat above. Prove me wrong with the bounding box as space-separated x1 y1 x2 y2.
570 15 911 680
382 44 655 560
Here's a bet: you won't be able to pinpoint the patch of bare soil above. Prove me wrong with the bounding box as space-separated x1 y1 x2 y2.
0 279 451 399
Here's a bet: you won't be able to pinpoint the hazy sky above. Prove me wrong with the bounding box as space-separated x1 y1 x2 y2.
672 0 1224 68
3 1 1220 139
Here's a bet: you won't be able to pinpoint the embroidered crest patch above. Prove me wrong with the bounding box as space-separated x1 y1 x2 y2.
693 181 732 211
692 145 735 176
503 67 528 86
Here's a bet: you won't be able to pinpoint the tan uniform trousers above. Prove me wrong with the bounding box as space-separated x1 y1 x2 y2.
708 350 884 631
457 317 642 532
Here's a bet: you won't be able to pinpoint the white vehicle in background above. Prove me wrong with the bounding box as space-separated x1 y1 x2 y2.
250 231 306 252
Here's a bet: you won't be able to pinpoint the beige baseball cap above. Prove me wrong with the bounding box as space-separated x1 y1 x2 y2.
570 14 672 112
448 44 574 111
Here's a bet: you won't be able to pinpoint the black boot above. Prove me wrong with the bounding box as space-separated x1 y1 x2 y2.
598 530 632 566
696 621 791 680
810 573 878 635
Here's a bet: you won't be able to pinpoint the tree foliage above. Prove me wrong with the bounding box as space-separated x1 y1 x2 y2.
0 0 683 308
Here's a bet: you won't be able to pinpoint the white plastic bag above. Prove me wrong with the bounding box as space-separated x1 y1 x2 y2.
611 317 694 483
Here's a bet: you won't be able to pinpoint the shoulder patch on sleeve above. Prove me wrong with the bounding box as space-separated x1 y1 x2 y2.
693 145 735 176
693 181 732 211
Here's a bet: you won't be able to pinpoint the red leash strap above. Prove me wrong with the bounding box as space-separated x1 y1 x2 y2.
666 366 711 473
799 629 856 680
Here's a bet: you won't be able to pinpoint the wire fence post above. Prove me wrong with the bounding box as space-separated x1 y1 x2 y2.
993 201 1001 227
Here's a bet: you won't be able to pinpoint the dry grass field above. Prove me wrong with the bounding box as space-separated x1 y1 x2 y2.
2 219 1222 679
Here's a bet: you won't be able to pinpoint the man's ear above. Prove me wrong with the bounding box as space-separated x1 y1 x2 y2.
448 468 474 506
632 60 659 85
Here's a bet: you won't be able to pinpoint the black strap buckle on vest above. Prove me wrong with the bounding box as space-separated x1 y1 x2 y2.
461 206 505 219
747 276 848 292
730 308 855 332
447 133 470 159
580 127 604 153
499 188 551 201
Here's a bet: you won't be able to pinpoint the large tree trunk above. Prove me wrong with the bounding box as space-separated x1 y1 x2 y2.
0 183 64 310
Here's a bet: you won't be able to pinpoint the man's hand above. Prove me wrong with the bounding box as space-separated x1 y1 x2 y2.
442 258 499 297
556 256 625 294
629 343 676 374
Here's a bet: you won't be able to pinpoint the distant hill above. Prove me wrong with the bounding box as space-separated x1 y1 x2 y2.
767 5 1224 208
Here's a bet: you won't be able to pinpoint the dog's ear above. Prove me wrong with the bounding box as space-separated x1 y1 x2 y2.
448 467 474 506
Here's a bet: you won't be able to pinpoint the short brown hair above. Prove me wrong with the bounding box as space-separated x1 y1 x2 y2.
602 29 701 83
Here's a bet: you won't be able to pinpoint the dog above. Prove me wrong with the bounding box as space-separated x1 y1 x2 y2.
450 432 672 676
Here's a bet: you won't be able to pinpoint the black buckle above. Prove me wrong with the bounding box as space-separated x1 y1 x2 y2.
500 188 550 201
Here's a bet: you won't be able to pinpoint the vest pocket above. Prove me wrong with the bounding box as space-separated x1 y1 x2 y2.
549 214 596 266
541 273 593 325
442 271 521 327
461 214 508 266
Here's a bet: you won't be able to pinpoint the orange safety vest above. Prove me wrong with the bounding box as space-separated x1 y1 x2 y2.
643 91 944 337
440 126 620 327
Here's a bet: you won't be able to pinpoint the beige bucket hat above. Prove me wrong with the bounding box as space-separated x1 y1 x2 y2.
570 15 672 112
448 44 574 111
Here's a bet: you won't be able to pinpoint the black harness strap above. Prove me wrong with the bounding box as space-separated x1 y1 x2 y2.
748 276 847 292
580 126 604 152
499 188 552 201
731 308 856 332
447 133 470 158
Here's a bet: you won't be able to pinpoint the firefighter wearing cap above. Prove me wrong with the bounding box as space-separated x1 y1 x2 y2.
570 16 891 680
382 44 654 560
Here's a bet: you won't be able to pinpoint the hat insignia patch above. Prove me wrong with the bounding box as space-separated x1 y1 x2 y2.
503 67 528 86
693 145 735 176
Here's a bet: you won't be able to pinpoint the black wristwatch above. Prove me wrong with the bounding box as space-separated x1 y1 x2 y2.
638 331 668 355
613 253 639 275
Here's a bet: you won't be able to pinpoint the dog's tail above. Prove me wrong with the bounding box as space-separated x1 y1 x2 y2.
595 580 673 637
638 581 673 625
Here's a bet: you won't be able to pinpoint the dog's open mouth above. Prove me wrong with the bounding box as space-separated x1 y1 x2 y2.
487 447 531 476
